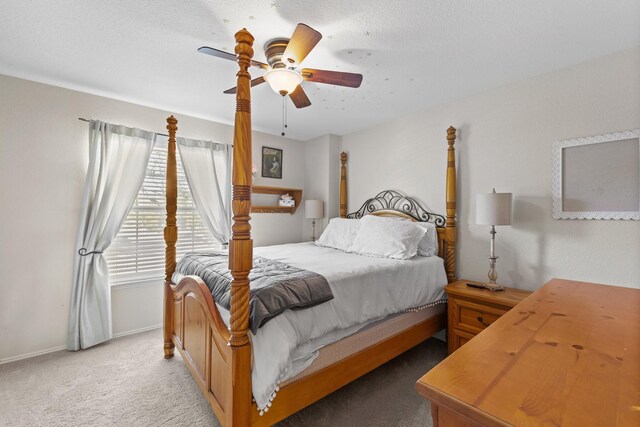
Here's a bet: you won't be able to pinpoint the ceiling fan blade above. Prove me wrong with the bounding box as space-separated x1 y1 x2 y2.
282 24 322 66
301 68 363 88
198 46 236 61
289 85 311 108
198 46 269 69
223 76 266 94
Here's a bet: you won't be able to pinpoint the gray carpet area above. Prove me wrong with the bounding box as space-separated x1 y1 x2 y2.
0 329 446 426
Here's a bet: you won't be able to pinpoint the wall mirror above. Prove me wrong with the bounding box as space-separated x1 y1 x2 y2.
552 129 640 220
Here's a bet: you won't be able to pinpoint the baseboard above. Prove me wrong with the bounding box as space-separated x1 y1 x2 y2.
113 323 162 338
0 345 66 365
1 324 163 365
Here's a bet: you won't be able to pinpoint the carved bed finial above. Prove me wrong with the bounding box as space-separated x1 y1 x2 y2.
447 126 456 144
166 115 177 130
234 29 255 60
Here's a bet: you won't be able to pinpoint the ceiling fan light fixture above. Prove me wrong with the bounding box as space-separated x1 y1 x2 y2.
263 68 303 95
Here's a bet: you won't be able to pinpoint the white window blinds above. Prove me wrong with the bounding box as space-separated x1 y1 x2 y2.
105 135 219 284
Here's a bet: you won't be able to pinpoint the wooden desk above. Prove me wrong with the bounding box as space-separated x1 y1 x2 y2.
416 279 640 427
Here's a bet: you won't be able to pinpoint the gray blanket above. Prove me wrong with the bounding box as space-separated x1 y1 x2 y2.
175 251 333 333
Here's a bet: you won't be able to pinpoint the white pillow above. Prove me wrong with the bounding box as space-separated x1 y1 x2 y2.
315 217 360 252
358 215 439 257
415 222 439 257
349 215 426 260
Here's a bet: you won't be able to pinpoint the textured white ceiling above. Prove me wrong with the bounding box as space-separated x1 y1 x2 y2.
1 1 638 141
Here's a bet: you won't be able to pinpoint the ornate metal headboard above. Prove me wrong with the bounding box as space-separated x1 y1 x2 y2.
346 190 446 227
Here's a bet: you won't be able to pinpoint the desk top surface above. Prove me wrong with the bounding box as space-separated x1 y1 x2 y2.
417 278 640 427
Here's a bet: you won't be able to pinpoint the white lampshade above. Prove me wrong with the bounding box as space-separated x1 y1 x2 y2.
476 191 512 226
305 200 324 219
263 69 303 95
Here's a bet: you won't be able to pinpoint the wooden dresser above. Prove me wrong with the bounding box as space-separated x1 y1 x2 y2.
417 279 640 427
446 280 531 354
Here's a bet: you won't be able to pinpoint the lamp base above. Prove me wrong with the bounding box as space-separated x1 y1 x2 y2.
488 255 498 283
310 219 317 242
483 223 505 291
483 282 505 292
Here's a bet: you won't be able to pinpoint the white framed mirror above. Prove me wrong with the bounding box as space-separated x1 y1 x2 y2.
552 129 640 220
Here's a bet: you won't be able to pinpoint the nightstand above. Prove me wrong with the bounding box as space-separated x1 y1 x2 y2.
446 280 531 354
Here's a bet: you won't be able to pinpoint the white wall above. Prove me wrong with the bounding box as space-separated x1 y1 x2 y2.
340 48 640 291
0 75 305 362
302 134 341 239
252 136 306 247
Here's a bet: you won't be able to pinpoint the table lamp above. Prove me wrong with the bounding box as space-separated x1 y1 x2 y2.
476 189 512 291
305 200 324 241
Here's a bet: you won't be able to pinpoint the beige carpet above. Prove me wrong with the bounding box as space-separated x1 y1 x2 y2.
0 329 446 426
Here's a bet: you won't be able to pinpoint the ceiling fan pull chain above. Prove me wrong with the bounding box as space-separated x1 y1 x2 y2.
281 95 289 136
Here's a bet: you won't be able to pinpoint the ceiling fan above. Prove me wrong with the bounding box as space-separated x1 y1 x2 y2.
198 23 363 109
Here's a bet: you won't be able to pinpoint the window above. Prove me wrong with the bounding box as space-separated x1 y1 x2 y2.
105 135 218 284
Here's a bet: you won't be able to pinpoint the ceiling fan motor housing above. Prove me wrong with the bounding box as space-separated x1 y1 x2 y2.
264 39 290 69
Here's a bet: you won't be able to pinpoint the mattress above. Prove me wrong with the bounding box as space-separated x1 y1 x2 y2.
173 242 448 411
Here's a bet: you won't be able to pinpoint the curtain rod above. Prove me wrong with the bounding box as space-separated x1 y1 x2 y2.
78 117 170 138
77 118 232 147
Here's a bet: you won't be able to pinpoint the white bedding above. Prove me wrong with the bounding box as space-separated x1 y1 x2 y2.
174 242 447 411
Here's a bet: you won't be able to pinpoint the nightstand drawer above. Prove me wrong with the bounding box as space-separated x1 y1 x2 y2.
459 304 502 331
450 298 507 335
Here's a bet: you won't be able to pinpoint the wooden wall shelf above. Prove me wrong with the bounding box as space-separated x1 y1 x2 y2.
251 185 303 215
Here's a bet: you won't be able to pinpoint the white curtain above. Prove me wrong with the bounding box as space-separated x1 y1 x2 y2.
68 121 156 350
177 138 232 244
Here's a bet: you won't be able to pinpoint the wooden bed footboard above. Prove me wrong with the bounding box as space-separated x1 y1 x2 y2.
166 276 235 422
165 274 446 427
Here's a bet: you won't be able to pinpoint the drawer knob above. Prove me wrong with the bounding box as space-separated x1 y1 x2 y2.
477 316 491 327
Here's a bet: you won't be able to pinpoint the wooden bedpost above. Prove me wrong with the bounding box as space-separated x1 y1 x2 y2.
340 152 348 218
445 126 457 283
163 115 178 359
227 28 254 426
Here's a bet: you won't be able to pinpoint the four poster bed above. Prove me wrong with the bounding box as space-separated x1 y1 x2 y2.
162 29 458 426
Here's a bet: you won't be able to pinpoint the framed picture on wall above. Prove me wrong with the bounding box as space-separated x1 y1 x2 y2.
552 129 640 220
262 146 283 179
